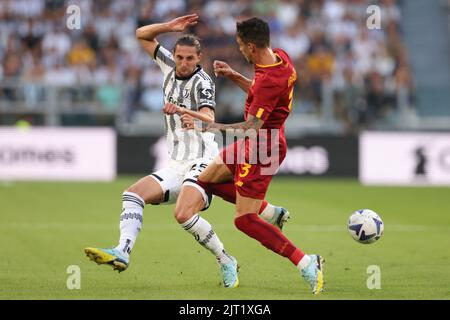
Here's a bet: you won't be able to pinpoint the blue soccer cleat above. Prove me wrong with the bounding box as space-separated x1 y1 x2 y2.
272 206 291 230
301 254 325 295
84 247 129 273
220 256 239 288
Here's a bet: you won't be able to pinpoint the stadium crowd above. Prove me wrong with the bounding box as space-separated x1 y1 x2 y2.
0 0 414 133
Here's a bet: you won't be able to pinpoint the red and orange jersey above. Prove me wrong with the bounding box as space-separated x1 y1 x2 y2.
244 48 297 130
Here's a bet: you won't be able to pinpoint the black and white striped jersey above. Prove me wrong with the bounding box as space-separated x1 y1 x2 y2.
153 44 219 161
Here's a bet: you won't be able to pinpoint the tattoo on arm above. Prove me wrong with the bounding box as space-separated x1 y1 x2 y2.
212 116 264 134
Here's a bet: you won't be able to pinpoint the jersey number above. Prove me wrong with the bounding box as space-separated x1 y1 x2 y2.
239 162 252 178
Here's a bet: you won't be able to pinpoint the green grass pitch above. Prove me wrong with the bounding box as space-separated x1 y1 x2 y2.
1 177 449 300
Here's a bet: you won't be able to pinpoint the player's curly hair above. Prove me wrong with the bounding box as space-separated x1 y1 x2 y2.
236 17 270 48
173 34 202 54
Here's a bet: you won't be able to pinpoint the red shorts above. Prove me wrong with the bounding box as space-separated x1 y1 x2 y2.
220 138 286 200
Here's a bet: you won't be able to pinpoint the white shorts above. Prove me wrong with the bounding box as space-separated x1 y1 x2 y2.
149 157 213 210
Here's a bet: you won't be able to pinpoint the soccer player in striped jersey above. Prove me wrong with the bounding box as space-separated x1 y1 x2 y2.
84 14 289 288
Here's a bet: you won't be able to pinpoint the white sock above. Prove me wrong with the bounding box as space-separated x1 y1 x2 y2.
115 191 145 258
259 203 276 223
297 254 312 271
180 214 233 265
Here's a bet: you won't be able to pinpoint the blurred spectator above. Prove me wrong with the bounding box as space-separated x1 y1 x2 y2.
22 53 45 108
67 39 96 66
276 21 310 60
140 64 164 112
306 45 335 113
44 61 76 86
42 26 71 61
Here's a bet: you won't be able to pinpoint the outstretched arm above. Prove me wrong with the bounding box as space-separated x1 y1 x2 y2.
206 114 264 134
213 60 252 93
163 103 262 134
162 103 215 129
136 14 198 57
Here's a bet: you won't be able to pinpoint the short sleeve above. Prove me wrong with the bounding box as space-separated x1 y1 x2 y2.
248 78 281 121
195 79 216 109
153 44 175 75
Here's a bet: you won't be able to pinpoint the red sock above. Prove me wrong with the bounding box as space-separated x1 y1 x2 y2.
197 180 268 215
258 200 268 214
234 213 304 266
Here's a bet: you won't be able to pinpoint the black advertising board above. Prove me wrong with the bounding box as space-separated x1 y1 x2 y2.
117 135 358 177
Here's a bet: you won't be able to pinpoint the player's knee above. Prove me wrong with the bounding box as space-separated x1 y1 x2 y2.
124 186 144 199
174 204 196 224
125 185 136 194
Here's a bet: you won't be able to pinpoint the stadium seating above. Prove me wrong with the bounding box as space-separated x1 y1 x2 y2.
0 0 437 135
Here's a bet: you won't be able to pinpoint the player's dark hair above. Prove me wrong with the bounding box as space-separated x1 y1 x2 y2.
236 17 270 48
173 34 201 54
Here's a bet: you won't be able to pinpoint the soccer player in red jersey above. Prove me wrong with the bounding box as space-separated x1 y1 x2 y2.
195 17 325 294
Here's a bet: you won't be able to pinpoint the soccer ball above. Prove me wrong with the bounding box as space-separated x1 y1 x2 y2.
347 209 384 244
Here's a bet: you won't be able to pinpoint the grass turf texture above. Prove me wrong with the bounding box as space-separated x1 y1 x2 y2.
1 177 449 300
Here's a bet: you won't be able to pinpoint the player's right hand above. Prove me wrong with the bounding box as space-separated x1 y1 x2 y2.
163 102 179 115
167 14 198 32
213 60 233 77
